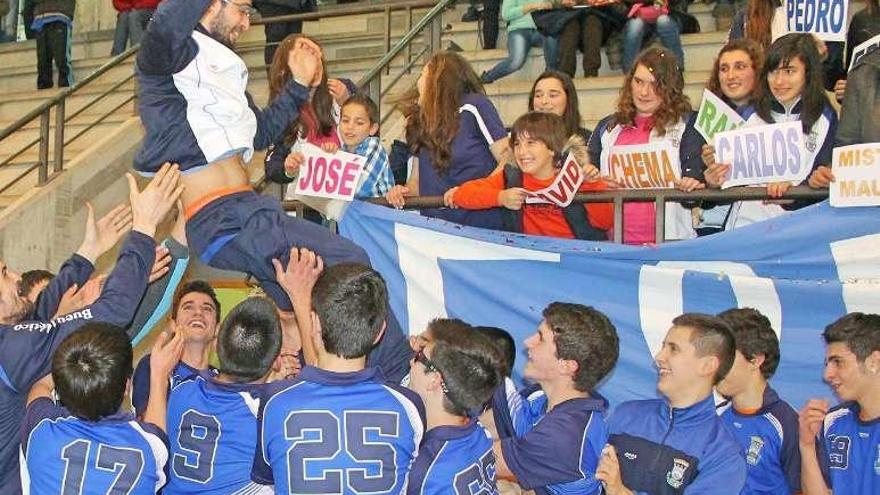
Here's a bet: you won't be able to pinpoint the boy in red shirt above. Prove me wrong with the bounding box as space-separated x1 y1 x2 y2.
453 112 612 240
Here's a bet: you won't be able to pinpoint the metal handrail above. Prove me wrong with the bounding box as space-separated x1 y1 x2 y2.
281 186 830 244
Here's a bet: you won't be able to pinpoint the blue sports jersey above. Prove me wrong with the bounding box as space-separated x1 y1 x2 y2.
492 379 606 495
407 420 498 495
20 398 168 494
131 355 218 417
253 366 425 494
164 371 271 494
718 387 801 495
817 401 880 493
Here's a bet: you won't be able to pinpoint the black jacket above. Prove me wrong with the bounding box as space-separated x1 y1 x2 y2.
30 0 75 19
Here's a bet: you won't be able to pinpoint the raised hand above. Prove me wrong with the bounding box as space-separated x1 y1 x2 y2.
273 247 324 309
327 79 351 105
148 246 171 284
288 38 323 88
76 202 133 264
126 162 183 238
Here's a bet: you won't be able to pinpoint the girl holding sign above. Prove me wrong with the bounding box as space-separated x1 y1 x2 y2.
705 33 837 230
587 47 706 245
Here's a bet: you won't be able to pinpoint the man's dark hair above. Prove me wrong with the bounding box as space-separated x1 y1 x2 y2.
473 326 515 378
673 313 736 384
18 270 54 298
216 297 282 383
52 323 132 421
429 319 501 417
718 308 780 379
172 280 221 324
543 302 619 392
312 263 387 359
823 313 880 362
342 93 380 126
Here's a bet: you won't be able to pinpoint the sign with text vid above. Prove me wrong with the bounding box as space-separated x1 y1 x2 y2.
715 121 807 189
831 143 880 208
524 153 584 207
293 143 365 201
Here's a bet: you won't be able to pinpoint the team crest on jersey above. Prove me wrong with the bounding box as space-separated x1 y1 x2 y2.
805 131 817 153
666 458 690 488
746 436 765 465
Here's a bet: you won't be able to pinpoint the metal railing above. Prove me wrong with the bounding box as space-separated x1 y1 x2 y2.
0 0 447 198
282 186 829 244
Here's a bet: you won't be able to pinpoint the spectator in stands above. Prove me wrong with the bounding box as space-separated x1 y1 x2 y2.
386 51 508 231
110 0 158 56
493 302 619 495
558 0 626 78
706 39 764 111
453 112 613 240
253 0 315 69
597 313 746 494
482 0 502 49
21 325 182 494
480 0 560 84
130 280 221 418
834 48 880 147
705 34 837 230
0 164 181 493
715 308 802 495
728 0 785 51
29 0 76 89
18 269 55 304
826 0 880 102
588 47 706 244
529 70 591 161
407 318 501 493
621 0 685 72
798 313 880 495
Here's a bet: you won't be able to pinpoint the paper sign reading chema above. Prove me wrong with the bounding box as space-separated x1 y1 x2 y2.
605 141 680 189
831 143 880 208
294 143 365 201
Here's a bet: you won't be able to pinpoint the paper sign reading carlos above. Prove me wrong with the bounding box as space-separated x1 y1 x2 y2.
831 143 880 208
604 142 680 189
294 144 366 201
715 121 806 188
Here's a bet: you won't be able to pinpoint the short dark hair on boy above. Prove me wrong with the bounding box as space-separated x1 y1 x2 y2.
509 112 568 164
823 313 880 362
543 302 619 392
718 308 780 379
673 313 736 384
216 297 282 382
52 323 132 421
473 325 515 378
172 280 221 324
342 93 380 125
18 270 54 298
312 263 388 359
429 319 500 417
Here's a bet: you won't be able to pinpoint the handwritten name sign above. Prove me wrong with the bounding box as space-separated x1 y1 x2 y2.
604 142 680 189
694 89 745 142
785 0 848 42
849 34 880 72
293 143 365 201
715 121 807 188
830 143 880 207
525 153 584 207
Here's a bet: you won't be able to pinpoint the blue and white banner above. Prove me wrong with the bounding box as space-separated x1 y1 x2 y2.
339 201 880 410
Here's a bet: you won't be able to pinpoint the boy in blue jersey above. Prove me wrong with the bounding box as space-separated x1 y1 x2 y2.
165 297 282 495
407 318 501 495
715 308 801 494
21 323 184 494
597 313 747 495
253 263 425 494
799 312 880 495
132 280 221 417
492 302 619 495
0 164 181 495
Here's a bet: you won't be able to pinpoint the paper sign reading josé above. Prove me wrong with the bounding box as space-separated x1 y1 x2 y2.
830 143 880 208
293 143 366 201
785 0 848 42
604 141 680 189
715 121 807 189
694 89 745 142
524 153 584 207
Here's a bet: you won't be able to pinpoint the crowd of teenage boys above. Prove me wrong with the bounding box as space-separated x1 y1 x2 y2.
0 0 878 493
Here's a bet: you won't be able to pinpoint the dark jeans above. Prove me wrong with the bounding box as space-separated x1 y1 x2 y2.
481 0 501 49
36 21 73 89
559 13 614 77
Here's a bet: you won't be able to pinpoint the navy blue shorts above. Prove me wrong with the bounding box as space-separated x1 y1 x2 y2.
186 191 412 382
